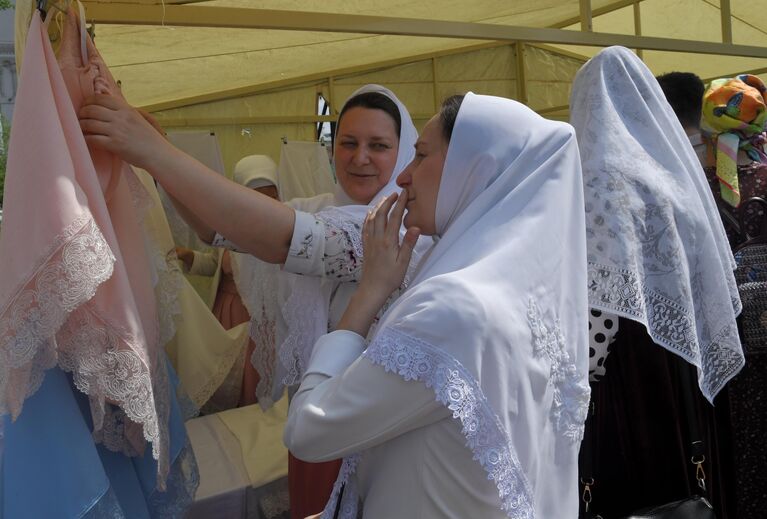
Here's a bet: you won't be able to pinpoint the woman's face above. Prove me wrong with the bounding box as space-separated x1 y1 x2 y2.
396 115 448 236
334 106 400 204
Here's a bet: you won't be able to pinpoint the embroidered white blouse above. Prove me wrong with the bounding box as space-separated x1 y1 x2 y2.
284 329 504 519
212 210 361 327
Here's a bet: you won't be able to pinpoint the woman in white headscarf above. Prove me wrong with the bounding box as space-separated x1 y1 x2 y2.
80 84 423 518
175 155 279 411
570 46 744 517
284 93 590 519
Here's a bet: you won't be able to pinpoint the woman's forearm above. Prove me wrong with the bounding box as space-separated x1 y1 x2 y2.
167 192 215 244
147 145 294 264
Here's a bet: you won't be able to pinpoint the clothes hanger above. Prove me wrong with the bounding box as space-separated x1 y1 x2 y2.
37 0 71 21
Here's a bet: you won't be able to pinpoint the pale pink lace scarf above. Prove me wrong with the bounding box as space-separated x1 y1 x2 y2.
0 11 171 486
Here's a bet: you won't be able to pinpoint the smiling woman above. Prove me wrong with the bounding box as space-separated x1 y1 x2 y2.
333 92 402 205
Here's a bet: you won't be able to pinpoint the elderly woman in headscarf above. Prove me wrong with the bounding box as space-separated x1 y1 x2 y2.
570 46 744 517
80 84 425 519
701 74 767 248
175 154 279 410
284 92 591 519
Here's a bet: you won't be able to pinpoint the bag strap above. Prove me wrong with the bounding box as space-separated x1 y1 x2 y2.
674 359 708 493
579 399 596 516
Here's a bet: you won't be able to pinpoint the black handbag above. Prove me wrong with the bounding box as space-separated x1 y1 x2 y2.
621 495 715 519
580 350 717 519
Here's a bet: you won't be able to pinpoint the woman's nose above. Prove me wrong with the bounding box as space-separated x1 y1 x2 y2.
352 146 370 166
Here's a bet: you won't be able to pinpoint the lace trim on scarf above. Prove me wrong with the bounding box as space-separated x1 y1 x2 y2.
58 307 171 486
322 327 536 519
320 454 361 519
0 215 113 418
251 306 278 408
80 435 200 519
527 300 590 444
186 329 249 410
0 212 173 487
148 436 200 518
279 275 324 387
230 258 279 408
588 262 745 400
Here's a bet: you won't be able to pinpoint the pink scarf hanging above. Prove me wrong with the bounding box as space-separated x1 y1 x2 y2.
0 10 171 486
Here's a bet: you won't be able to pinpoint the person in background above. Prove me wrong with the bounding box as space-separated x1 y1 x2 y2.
656 71 707 166
176 155 279 410
701 74 767 248
571 46 743 518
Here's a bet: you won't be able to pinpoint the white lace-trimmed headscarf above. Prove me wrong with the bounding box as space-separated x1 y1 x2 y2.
570 46 744 402
248 85 424 407
323 93 591 519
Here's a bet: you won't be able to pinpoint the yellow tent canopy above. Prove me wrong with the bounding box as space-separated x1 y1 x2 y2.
21 0 767 173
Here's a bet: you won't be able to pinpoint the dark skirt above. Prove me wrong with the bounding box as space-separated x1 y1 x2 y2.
580 317 734 518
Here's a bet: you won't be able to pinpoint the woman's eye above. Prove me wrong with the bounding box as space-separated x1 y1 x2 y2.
371 143 390 150
340 141 356 149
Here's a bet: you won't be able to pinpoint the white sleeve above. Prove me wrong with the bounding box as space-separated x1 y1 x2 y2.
283 211 363 282
284 330 449 462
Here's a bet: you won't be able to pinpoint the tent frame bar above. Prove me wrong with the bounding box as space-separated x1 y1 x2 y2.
80 3 767 59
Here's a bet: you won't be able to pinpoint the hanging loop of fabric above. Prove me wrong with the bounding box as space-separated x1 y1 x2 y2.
37 0 70 22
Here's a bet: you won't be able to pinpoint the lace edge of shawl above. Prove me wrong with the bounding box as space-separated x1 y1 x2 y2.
0 215 172 487
186 325 251 410
126 167 183 350
277 209 361 388
278 275 323 387
321 327 536 519
587 261 745 401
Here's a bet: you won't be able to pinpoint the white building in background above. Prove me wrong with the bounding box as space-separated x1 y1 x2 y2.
0 3 16 122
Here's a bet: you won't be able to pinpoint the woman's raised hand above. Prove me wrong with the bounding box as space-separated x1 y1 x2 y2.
359 191 421 302
79 94 174 171
337 191 420 337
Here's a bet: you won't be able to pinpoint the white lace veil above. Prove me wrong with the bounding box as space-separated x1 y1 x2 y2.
570 46 744 402
323 93 590 519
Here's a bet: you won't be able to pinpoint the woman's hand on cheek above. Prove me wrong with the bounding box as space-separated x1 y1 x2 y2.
358 191 420 305
338 191 420 338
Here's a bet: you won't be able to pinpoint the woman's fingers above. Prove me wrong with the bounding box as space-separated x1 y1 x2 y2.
397 227 421 270
371 193 397 237
82 93 124 111
387 189 408 242
78 103 116 123
79 118 111 136
83 134 115 150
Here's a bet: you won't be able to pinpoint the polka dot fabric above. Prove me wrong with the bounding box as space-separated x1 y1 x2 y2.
589 309 619 382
